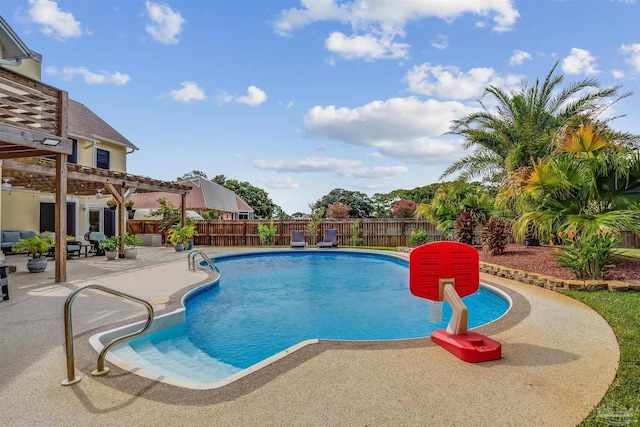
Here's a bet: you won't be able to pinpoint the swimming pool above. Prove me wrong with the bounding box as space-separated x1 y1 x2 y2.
103 251 510 388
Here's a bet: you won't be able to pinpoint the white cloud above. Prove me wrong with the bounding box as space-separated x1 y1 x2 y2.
273 0 520 36
620 43 640 72
431 34 448 50
285 101 295 109
169 81 206 103
235 86 268 107
45 66 130 85
509 49 531 66
612 69 625 79
562 48 598 75
303 97 475 163
260 176 300 189
252 157 408 179
325 31 409 60
405 63 521 100
27 0 81 40
145 1 186 44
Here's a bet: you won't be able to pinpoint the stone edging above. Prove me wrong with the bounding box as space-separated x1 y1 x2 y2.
398 246 640 292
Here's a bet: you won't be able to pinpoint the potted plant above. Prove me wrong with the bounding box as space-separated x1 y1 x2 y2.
123 233 142 259
106 199 117 210
12 235 52 273
125 200 135 211
99 235 121 260
167 224 196 252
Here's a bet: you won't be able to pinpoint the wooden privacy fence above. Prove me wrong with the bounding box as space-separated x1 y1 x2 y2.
126 219 640 248
127 219 441 247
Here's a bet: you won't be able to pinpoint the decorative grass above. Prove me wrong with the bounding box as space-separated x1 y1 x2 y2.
562 290 640 426
615 248 640 259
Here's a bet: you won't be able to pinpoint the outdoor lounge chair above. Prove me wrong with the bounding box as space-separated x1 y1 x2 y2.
85 232 108 256
317 229 338 248
290 230 306 249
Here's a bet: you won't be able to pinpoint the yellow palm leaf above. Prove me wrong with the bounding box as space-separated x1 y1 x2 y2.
558 122 611 153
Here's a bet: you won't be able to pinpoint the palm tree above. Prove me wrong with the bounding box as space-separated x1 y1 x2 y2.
443 62 628 183
508 121 640 241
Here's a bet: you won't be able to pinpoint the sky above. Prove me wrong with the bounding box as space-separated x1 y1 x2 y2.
2 0 639 214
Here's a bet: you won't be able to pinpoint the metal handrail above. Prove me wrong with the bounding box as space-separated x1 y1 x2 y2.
188 250 219 273
61 284 154 386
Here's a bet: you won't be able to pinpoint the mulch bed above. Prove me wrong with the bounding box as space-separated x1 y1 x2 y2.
477 244 640 281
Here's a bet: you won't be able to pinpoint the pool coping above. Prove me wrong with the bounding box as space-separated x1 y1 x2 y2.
75 249 531 403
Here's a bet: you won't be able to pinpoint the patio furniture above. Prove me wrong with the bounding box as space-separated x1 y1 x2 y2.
85 232 108 256
290 230 306 249
317 229 338 248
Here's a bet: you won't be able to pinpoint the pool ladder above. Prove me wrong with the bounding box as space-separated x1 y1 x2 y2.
188 250 219 273
61 284 154 386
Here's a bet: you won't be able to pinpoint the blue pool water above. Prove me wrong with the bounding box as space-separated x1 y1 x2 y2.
121 251 509 384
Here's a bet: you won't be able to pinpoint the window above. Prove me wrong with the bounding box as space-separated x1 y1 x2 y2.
96 148 110 170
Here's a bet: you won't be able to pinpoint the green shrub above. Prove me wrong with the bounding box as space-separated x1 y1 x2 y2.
351 219 363 246
481 217 510 255
408 230 430 247
258 219 277 245
99 235 121 252
553 227 621 280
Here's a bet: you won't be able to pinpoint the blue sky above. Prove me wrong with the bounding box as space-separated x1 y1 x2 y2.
2 0 640 214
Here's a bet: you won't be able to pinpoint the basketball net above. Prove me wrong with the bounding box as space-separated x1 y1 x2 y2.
428 300 443 323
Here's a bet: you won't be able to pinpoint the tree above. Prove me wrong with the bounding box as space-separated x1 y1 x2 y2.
325 203 350 219
149 198 181 231
311 188 374 218
443 62 628 184
373 184 442 217
176 170 208 181
222 179 279 219
212 174 227 185
391 199 417 218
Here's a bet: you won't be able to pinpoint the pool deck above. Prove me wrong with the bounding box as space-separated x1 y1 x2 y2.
0 246 619 426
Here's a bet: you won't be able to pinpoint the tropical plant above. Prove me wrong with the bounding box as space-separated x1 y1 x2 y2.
257 219 277 245
99 235 121 252
167 224 197 246
12 236 53 259
123 233 142 247
454 209 476 245
201 209 222 220
149 198 181 231
481 217 510 256
351 218 363 246
552 228 622 280
444 62 628 184
408 230 430 247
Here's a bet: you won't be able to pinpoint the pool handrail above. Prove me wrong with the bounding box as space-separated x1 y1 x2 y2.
188 250 219 273
61 284 154 386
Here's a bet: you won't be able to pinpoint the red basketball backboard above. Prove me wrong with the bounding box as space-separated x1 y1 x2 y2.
409 241 479 301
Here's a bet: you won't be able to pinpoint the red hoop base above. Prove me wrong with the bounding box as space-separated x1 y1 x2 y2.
431 330 502 363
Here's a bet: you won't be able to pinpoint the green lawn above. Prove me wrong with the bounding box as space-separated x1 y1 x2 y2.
562 290 640 426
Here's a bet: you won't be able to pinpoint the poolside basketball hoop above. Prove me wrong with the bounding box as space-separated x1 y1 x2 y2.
409 241 501 363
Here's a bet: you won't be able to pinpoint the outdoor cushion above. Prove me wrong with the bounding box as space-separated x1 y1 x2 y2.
2 231 21 245
20 231 37 239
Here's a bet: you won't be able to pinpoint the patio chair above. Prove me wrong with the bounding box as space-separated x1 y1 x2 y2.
317 229 338 249
290 230 306 249
85 232 108 256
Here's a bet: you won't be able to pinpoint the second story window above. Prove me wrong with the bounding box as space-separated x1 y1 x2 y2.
96 148 110 170
69 138 78 164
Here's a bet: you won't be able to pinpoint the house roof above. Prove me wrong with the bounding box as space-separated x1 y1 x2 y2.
0 16 41 62
68 100 138 150
236 195 253 213
181 177 254 213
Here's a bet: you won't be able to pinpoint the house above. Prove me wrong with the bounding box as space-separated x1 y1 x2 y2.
129 176 254 220
0 16 190 281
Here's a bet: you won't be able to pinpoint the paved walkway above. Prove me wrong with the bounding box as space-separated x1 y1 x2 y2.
0 247 619 426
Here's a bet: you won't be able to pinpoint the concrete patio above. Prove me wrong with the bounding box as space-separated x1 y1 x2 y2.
0 246 619 426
